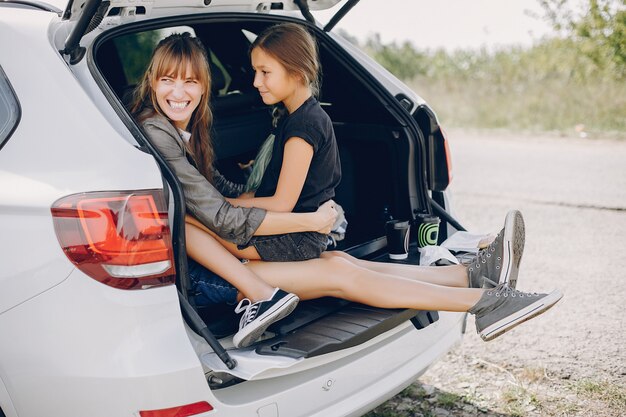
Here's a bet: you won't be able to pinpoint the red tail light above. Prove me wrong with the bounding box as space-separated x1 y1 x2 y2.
51 189 175 290
139 401 214 417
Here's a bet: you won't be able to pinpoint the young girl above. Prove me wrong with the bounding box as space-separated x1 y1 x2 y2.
134 30 562 349
186 23 339 263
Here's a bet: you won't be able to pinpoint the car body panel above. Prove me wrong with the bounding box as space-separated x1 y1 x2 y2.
0 271 211 417
0 3 463 416
0 10 164 312
211 313 463 417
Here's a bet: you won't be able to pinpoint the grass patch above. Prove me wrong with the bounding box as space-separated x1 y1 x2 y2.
501 386 540 417
358 35 626 138
570 379 626 412
518 366 548 384
363 382 479 417
435 391 464 408
408 75 626 138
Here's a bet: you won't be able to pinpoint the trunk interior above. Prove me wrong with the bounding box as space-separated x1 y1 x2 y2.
94 16 438 377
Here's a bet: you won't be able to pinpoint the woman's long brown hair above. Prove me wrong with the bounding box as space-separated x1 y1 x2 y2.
131 32 215 182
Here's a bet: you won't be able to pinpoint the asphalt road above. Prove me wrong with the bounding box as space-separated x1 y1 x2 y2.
446 129 625 377
421 130 626 416
364 129 626 417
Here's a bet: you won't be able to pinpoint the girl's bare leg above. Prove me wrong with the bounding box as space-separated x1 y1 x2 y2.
246 256 483 311
186 215 262 260
185 223 272 301
321 251 469 287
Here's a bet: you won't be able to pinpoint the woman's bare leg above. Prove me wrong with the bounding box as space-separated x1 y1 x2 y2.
186 215 262 260
321 251 469 287
246 256 483 311
186 223 272 301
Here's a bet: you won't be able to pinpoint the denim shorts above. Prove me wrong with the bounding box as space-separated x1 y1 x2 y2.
187 257 238 306
240 232 329 262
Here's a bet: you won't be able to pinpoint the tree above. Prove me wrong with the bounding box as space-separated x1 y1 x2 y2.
538 0 626 77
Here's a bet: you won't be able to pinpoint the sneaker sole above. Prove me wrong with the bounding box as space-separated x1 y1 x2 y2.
480 289 563 341
233 294 299 348
500 210 525 289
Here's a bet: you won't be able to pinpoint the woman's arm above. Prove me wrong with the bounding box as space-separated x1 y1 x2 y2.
186 199 337 237
228 137 313 212
144 116 334 239
143 118 264 245
213 168 245 198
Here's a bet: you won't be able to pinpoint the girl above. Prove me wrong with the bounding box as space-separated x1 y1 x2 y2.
134 30 562 349
186 23 339 263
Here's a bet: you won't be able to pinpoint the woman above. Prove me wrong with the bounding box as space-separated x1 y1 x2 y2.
131 32 332 348
132 32 562 347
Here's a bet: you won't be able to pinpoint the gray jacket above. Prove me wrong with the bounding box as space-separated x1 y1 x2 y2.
141 113 266 245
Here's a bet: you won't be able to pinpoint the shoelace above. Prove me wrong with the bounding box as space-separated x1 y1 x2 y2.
487 284 537 298
234 298 260 330
473 231 502 269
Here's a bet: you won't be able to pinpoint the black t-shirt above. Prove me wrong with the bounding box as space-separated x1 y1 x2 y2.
255 96 341 213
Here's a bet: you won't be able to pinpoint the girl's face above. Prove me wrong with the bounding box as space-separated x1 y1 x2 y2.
251 47 305 113
153 67 203 130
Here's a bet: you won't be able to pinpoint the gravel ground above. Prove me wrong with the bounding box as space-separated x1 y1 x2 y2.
366 130 626 417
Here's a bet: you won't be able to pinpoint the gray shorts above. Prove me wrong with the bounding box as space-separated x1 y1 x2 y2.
240 232 329 262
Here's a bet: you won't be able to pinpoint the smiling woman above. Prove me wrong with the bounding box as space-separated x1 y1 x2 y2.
153 70 203 129
147 33 209 129
131 32 215 181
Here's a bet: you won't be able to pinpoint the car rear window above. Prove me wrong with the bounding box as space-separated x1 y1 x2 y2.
0 65 20 151
113 26 196 85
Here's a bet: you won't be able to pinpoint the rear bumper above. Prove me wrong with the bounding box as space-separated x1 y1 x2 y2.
0 270 211 417
211 311 465 417
0 266 464 417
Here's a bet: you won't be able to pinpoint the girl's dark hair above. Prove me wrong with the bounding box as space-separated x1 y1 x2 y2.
251 23 321 97
131 32 215 182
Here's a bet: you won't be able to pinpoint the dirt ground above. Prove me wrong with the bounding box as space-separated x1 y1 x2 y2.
366 130 626 417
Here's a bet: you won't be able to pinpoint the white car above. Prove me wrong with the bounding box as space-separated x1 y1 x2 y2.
0 1 465 416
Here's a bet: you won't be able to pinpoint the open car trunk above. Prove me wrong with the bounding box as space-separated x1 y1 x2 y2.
94 14 446 385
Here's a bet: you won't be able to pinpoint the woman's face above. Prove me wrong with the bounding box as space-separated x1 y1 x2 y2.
153 67 203 130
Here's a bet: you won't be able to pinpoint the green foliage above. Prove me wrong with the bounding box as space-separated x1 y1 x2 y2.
539 0 626 78
113 31 162 85
351 3 626 136
364 34 429 80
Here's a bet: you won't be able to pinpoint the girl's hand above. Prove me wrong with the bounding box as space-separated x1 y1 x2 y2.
313 200 338 234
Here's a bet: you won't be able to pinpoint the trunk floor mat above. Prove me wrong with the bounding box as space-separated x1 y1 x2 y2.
256 300 439 359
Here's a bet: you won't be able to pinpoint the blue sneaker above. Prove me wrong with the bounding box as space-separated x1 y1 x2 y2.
233 289 299 348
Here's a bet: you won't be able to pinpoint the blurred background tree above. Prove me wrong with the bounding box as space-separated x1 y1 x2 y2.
347 0 625 137
539 0 626 78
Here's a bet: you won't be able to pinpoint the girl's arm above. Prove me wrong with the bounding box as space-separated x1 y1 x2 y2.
228 137 313 212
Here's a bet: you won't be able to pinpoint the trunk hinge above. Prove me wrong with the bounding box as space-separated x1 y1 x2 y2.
323 0 360 32
294 0 315 24
61 0 109 65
